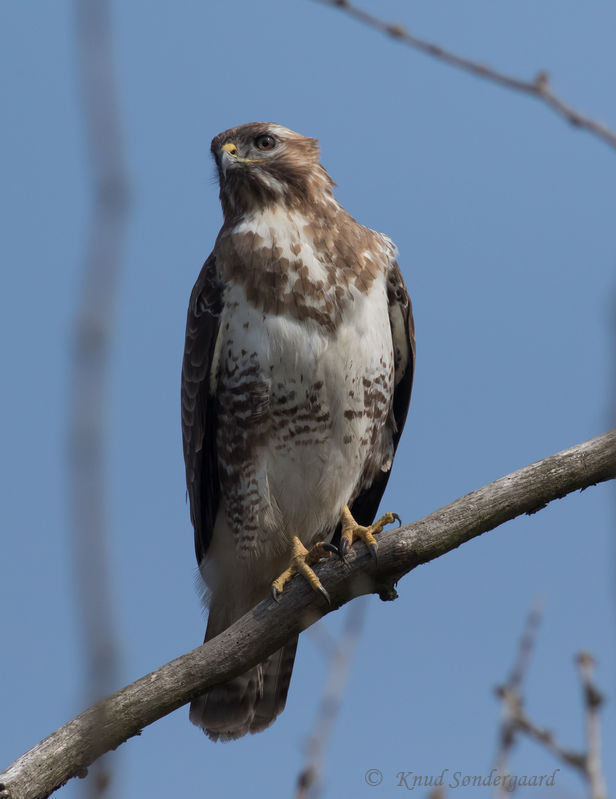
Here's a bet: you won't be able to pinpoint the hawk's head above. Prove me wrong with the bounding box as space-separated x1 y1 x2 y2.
211 122 335 218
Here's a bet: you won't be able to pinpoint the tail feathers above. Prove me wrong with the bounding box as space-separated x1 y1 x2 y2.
248 637 298 734
190 637 298 742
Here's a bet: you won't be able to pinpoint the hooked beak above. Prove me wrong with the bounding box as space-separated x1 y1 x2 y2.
218 141 259 175
218 141 244 175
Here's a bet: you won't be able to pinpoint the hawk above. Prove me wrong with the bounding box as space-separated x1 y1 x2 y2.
182 122 415 741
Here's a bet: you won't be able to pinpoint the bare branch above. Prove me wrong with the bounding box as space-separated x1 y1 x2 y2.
577 653 608 799
1 430 614 799
295 599 367 799
493 600 544 797
69 0 130 796
493 626 610 796
313 0 616 151
497 686 587 776
505 599 544 694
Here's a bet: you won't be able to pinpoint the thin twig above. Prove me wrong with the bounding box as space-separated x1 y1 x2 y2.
313 0 616 151
493 626 610 797
498 688 587 774
493 600 544 798
0 430 614 799
69 0 130 796
295 599 368 799
577 653 608 799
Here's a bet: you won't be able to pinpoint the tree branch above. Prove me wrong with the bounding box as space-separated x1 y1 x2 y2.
1 430 614 799
295 599 367 799
69 0 130 794
492 648 609 796
577 652 608 799
493 599 544 797
314 0 616 151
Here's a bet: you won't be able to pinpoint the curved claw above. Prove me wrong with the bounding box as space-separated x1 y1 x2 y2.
272 586 281 603
317 583 331 605
339 537 350 562
321 542 341 558
392 513 402 527
368 542 379 562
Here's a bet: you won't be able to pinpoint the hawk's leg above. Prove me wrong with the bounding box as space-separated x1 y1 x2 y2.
272 536 334 604
339 505 401 561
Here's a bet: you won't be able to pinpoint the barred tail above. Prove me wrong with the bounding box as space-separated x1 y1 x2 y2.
189 603 298 742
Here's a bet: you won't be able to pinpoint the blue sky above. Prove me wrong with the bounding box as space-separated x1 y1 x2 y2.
1 1 614 797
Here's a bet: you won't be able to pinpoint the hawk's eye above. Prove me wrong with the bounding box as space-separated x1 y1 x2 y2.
255 134 276 151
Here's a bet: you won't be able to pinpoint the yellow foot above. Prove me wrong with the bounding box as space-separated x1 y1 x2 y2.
271 536 335 604
339 505 401 561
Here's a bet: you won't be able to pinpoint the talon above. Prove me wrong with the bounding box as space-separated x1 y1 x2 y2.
270 536 331 602
339 505 400 559
317 584 331 605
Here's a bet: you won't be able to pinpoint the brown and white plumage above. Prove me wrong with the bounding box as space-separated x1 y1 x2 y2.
182 122 415 741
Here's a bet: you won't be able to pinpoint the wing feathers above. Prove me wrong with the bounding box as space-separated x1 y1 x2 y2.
181 253 223 563
347 260 415 527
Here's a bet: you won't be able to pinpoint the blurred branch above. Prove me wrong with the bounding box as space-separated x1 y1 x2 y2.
493 599 544 798
69 0 130 796
577 653 608 799
493 624 609 797
495 685 586 778
295 599 368 799
1 430 615 799
314 0 616 151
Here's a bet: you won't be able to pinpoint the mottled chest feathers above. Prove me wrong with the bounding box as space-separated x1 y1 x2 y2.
215 206 394 332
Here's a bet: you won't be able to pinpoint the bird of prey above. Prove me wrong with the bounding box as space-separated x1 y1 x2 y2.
182 122 415 741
